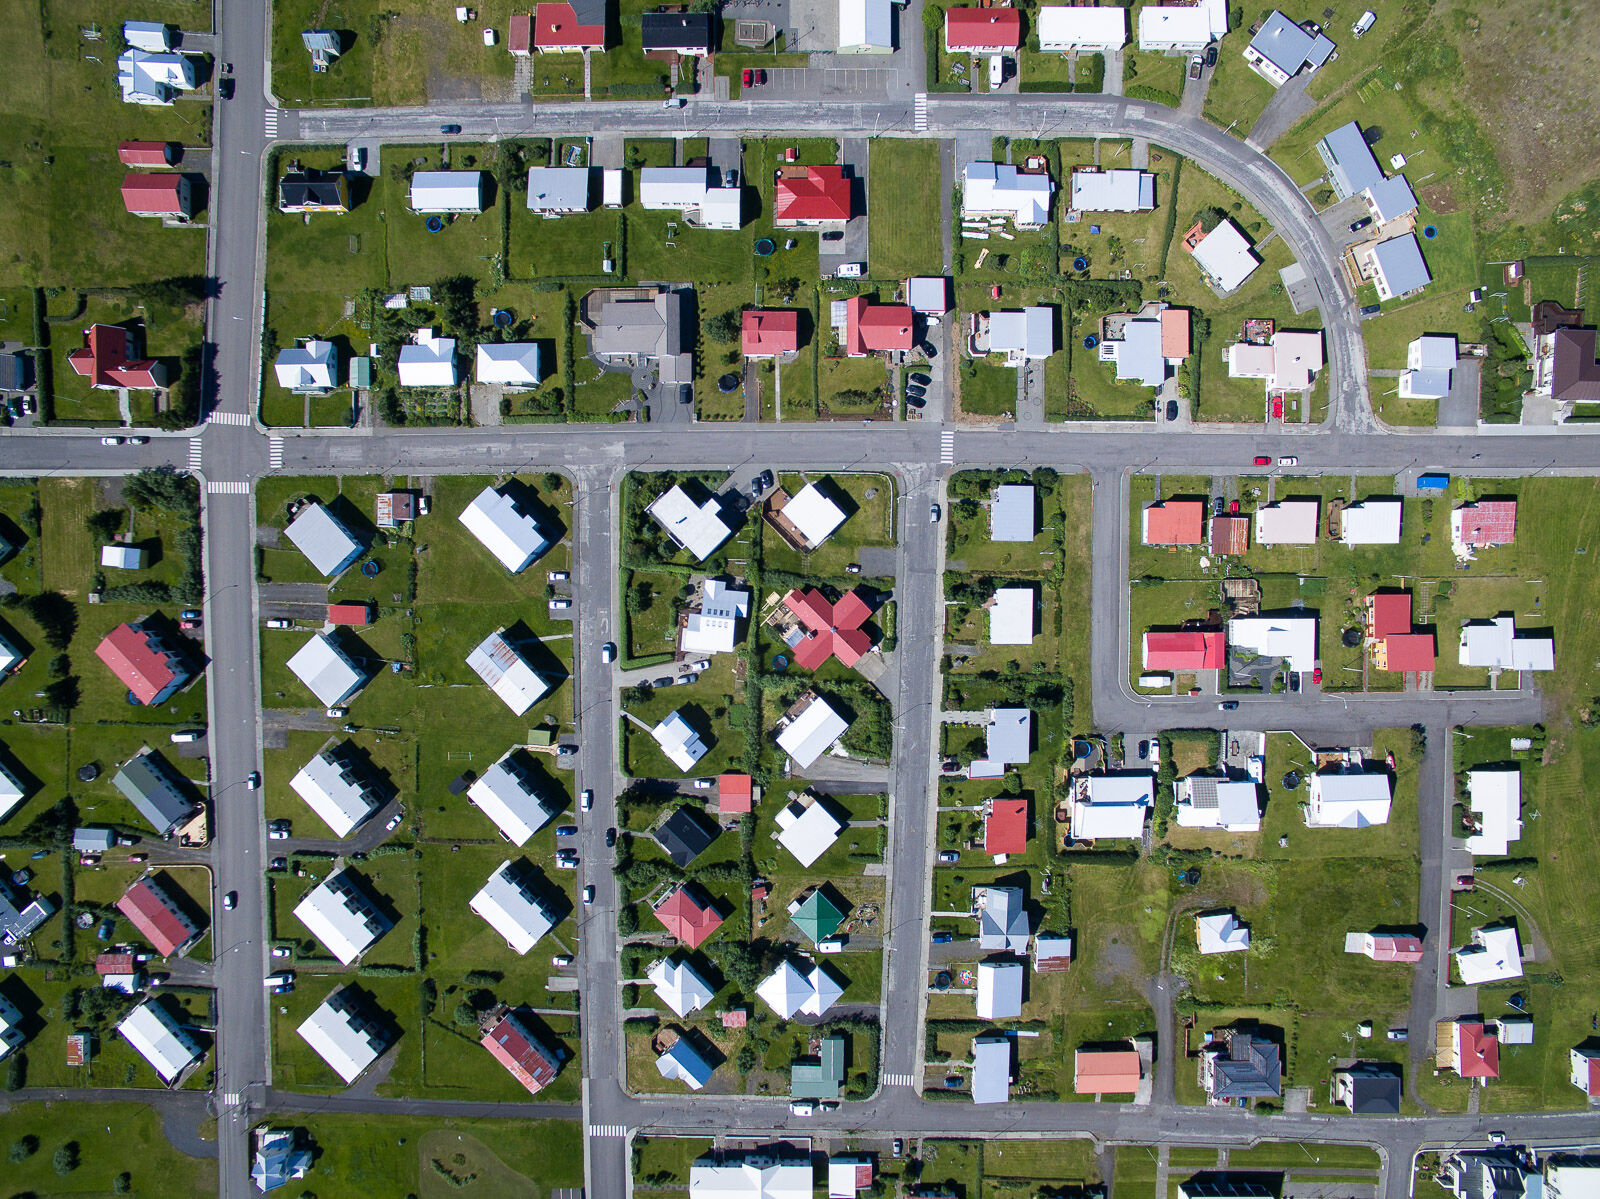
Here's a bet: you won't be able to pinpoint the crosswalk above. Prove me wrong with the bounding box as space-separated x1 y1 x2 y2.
939 429 955 464
913 92 928 132
221 1091 241 1106
208 411 251 426
588 1123 627 1139
268 437 284 470
883 1072 918 1087
263 108 279 140
207 480 249 495
187 437 202 471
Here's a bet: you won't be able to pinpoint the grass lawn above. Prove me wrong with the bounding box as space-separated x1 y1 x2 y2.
626 207 752 286
1200 25 1278 134
813 353 889 418
0 1101 216 1194
956 358 1018 419
511 204 622 278
868 140 942 280
1059 138 1177 281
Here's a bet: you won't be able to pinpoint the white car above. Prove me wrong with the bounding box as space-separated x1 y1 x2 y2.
325 707 347 719
552 955 573 967
582 885 595 904
554 854 577 869
549 599 572 610
580 790 593 811
691 779 712 790
689 659 711 672
100 436 124 446
265 619 292 629
385 811 403 831
789 1100 816 1117
271 947 291 959
548 571 570 582
1278 455 1298 466
600 642 616 664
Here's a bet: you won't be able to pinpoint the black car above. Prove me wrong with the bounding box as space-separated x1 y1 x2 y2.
759 469 773 489
1166 399 1179 421
1213 496 1225 516
653 676 675 688
906 384 926 398
906 395 926 409
910 372 932 386
440 123 462 134
1204 43 1218 66
605 827 617 848
1359 303 1381 316
1350 216 1373 233
919 341 938 359
1219 700 1240 711
822 230 844 242
218 77 234 100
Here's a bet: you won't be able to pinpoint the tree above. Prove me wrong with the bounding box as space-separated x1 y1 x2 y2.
112 1173 132 1194
23 592 76 650
8 1135 37 1162
625 683 654 705
703 308 745 344
452 1001 480 1029
52 1142 79 1177
85 508 127 541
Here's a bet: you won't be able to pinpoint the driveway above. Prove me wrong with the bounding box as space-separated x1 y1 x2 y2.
1246 73 1316 149
820 137 869 275
1437 358 1481 428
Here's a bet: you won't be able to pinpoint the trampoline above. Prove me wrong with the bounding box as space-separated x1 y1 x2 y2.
754 238 776 256
425 216 444 233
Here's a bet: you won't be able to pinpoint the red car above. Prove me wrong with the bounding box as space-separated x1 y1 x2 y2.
1311 667 1322 685
1252 455 1271 466
742 68 753 86
1272 397 1284 419
755 69 766 84
1229 500 1240 514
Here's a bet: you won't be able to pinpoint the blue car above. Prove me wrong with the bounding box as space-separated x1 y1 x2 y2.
932 932 953 944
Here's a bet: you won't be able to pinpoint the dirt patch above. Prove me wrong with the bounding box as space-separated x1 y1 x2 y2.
1092 932 1140 990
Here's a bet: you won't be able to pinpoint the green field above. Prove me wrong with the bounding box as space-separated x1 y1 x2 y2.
868 140 943 279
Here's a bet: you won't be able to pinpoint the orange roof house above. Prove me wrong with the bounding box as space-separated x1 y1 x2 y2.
1142 630 1225 671
741 310 801 358
1160 308 1191 359
68 324 166 390
944 7 1022 51
653 883 724 949
782 587 876 669
984 798 1027 855
1141 500 1204 545
1380 632 1436 673
844 296 914 357
774 166 852 225
1074 1048 1142 1094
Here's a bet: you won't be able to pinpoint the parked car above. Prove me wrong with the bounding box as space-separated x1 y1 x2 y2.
269 858 287 871
845 563 862 574
691 779 713 790
554 853 577 869
556 825 578 838
1204 42 1218 66
385 811 403 831
821 230 844 241
758 470 773 489
836 262 864 278
919 341 938 358
1487 1131 1507 1146
440 123 462 133
581 790 594 811
653 676 675 688
246 771 260 791
1229 500 1240 514
325 707 347 719
271 983 293 995
663 96 685 108
929 503 941 523
549 598 571 610
1212 497 1225 516
271 946 291 958
217 77 234 99
1252 455 1272 465
582 885 594 904
1166 399 1179 421
906 385 926 399
988 55 1005 88
1359 303 1381 316
605 827 617 848
97 918 115 940
937 851 960 864
179 609 201 621
910 372 932 386
268 827 289 841
223 891 237 911
1137 739 1149 759
723 168 738 188
548 571 570 582
100 436 124 446
741 68 753 86
789 1100 816 1117
170 728 204 743
600 642 616 664
1454 874 1476 891
754 68 766 83
552 954 573 967
892 1139 904 1159
689 659 711 672
1218 700 1239 711
1350 216 1373 233
266 618 292 629
678 672 699 684
1311 667 1323 684
127 853 148 863
931 931 954 944
1386 1027 1408 1041
1278 455 1298 466
906 395 926 409
1272 397 1284 419
1188 55 1203 80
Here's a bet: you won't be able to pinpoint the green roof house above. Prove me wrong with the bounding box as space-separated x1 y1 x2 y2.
789 887 845 945
791 1034 845 1098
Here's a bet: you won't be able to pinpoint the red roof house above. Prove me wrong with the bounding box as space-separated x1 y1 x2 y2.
944 7 1022 51
773 165 852 226
327 602 374 627
783 587 876 669
1454 501 1517 548
718 773 753 814
653 884 724 949
844 296 914 357
1574 1049 1600 1099
1380 632 1436 673
116 874 202 958
1367 592 1412 638
1141 501 1204 545
1365 933 1424 962
1074 1048 1142 1094
67 324 166 390
741 309 801 358
985 798 1028 855
118 141 174 167
1453 1021 1500 1078
120 173 193 218
95 620 191 705
95 952 138 976
1142 630 1224 671
481 1010 561 1094
529 2 606 51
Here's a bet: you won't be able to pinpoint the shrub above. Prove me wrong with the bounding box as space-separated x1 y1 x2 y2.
52 1142 79 1176
9 1134 38 1161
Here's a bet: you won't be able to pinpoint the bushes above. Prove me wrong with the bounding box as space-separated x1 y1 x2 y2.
1124 84 1180 106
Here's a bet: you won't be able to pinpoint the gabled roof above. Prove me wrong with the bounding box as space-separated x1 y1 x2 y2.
652 710 709 773
116 873 200 957
458 485 550 573
467 751 558 845
718 772 753 814
647 954 715 1018
397 328 458 386
1369 591 1412 637
476 342 544 386
291 744 382 838
775 795 844 867
945 6 1022 49
1340 1062 1401 1114
757 957 845 1019
784 587 875 669
1075 1048 1142 1093
119 141 172 166
287 632 366 708
776 692 849 768
1368 234 1432 296
531 0 606 48
845 296 914 355
1197 910 1250 954
1142 500 1204 545
294 868 392 964
470 860 560 955
284 502 363 576
977 885 1030 953
481 1010 561 1094
742 309 801 356
641 11 713 50
119 1000 201 1083
654 883 723 948
1191 219 1260 293
1455 1021 1500 1077
1452 501 1517 547
774 165 852 223
1143 630 1225 671
1247 10 1335 78
656 1038 715 1089
120 173 186 214
975 959 1024 1019
985 798 1027 855
96 621 188 705
1382 632 1436 673
466 629 550 715
1550 328 1600 402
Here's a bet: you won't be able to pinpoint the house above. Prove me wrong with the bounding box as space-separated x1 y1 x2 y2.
1253 499 1319 545
1360 234 1432 300
778 484 852 551
783 587 875 668
962 162 1054 228
1455 924 1523 985
718 772 754 814
648 483 731 561
292 743 384 838
790 887 846 945
68 324 165 390
972 1035 1012 1104
73 827 116 853
297 986 391 1084
1377 630 1435 673
1177 1180 1278 1199
989 587 1034 646
1334 1062 1402 1114
1342 497 1403 545
468 751 557 845
991 484 1035 541
970 707 1031 777
1226 330 1324 393
776 692 850 768
0 995 26 1061
1498 1017 1534 1047
119 1000 202 1084
689 1149 812 1195
123 20 173 50
326 602 386 631
1100 303 1190 387
1307 771 1392 828
1137 0 1227 51
793 1035 846 1099
984 307 1056 366
742 310 801 358
683 579 751 654
969 959 1025 1022
1439 1018 1499 1079
1343 931 1424 962
638 167 742 230
1144 630 1225 672
652 711 709 774
1542 327 1600 403
977 886 1030 953
1458 617 1554 672
481 1008 561 1095
945 7 1021 52
1547 1158 1600 1198
117 50 197 105
294 868 392 964
776 794 845 867
908 275 952 314
1070 773 1153 840
397 328 458 387
100 544 145 571
1196 910 1250 954
1465 768 1522 857
1243 11 1335 87
278 170 351 213
1143 500 1204 545
843 296 915 357
1441 1152 1539 1199
121 173 193 219
1070 168 1155 213
0 874 52 944
523 165 594 216
525 0 608 52
470 860 561 955
1074 1047 1142 1094
774 166 853 226
1175 777 1261 832
476 343 545 389
1228 614 1317 672
1201 1027 1280 1101
758 956 845 1019
838 0 895 52
984 797 1028 856
1450 501 1517 557
375 491 415 528
302 28 341 71
641 11 715 55
274 340 338 392
653 805 719 866
407 171 486 214
285 503 363 577
1400 335 1458 399
653 883 723 948
251 1128 313 1194
467 629 550 715
112 750 198 838
287 633 368 709
656 1038 715 1090
1190 219 1261 293
1316 121 1419 225
1569 1046 1600 1100
116 873 202 957
1038 6 1127 51
647 954 715 1017
459 484 550 573
581 286 693 386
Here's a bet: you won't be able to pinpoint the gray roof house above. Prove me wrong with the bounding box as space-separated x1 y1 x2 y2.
1400 334 1458 400
113 749 199 838
284 502 364 577
1243 11 1335 86
990 484 1035 542
1364 235 1432 301
971 708 1031 777
977 885 1031 954
1316 121 1418 223
986 307 1055 366
1202 1028 1282 1101
580 287 693 386
525 166 594 214
972 1035 1012 1104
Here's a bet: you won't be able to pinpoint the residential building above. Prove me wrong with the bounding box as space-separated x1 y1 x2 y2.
0 753 26 824
1069 773 1153 840
469 751 558 845
1334 1062 1402 1114
1143 499 1204 545
647 954 715 1017
640 11 714 54
1450 501 1517 557
776 691 850 768
758 956 845 1019
838 0 895 52
67 324 165 390
1226 329 1324 393
989 587 1034 646
96 620 192 705
1201 1027 1281 1101
908 275 952 314
112 749 199 838
1376 629 1435 674
1439 1018 1499 1079
790 887 846 945
116 872 202 957
476 342 545 389
653 883 723 948
375 491 415 528
0 875 52 944
287 633 368 709
294 868 393 964
408 171 487 213
581 285 693 385
742 310 802 358
783 586 875 669
652 805 719 867
251 1128 313 1194
119 1000 202 1084
1137 0 1227 51
1440 1152 1534 1199
972 1035 1012 1104
1342 497 1403 545
1243 11 1335 86
843 296 915 356
73 827 116 853
652 710 710 773
638 167 742 230
1228 614 1317 673
123 20 173 50
1400 335 1458 400
1459 617 1554 672
292 743 383 838
970 707 1031 777
985 797 1028 856
1069 168 1155 212
1316 121 1419 225
1075 1047 1142 1094
467 629 550 715
459 484 549 573
990 484 1035 541
524 166 594 213
120 173 193 219
470 860 561 955
1144 629 1225 672
1569 1046 1600 1101
976 885 1030 953
1190 219 1261 293
397 328 458 387
521 0 608 52
1100 303 1190 387
1541 327 1600 404
1455 924 1523 985
1360 234 1432 300
656 1037 715 1090
945 7 1021 51
1197 910 1250 954
277 170 350 213
117 49 197 105
274 340 339 392
689 1148 812 1194
774 165 853 226
1307 769 1392 828
301 28 341 71
481 1008 561 1094
1177 1180 1278 1199
984 307 1055 366
976 958 1024 1019
285 502 363 577
1343 930 1424 962
119 140 175 168
1038 6 1126 51
1465 768 1522 857
718 772 755 814
648 483 732 561
962 162 1054 228
1547 1158 1600 1198
297 985 391 1084
792 1035 846 1099
775 793 845 867
1253 499 1319 544
683 579 751 654
1175 777 1261 832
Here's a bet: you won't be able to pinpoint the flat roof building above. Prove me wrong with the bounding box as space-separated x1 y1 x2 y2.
1459 617 1554 672
1341 497 1403 545
475 342 545 389
990 484 1035 541
408 171 486 214
1070 168 1155 212
971 707 1031 777
1307 771 1393 828
294 868 393 965
989 587 1034 646
1038 5 1126 51
459 484 550 574
1465 768 1522 857
1137 0 1227 50
1075 1047 1143 1094
1175 777 1261 832
471 860 560 955
778 483 848 549
1191 219 1261 293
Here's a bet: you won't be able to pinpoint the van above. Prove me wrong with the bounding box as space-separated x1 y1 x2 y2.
169 729 205 743
989 55 1004 88
266 619 292 629
263 972 294 988
817 936 847 954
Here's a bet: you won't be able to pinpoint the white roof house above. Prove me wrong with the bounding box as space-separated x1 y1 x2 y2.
657 1040 714 1091
1190 219 1261 293
971 707 1031 777
649 485 733 561
1253 499 1320 545
1465 768 1522 857
1400 335 1458 400
638 168 742 230
1307 772 1393 828
689 1154 813 1198
653 710 709 773
1038 6 1126 52
294 869 392 965
783 483 848 549
839 0 894 52
284 502 363 577
972 1035 1012 1104
1226 330 1324 392
1175 778 1262 832
1069 169 1155 213
1196 910 1250 954
976 960 1024 1020
990 587 1034 646
397 328 459 387
1341 498 1403 545
467 629 550 715
408 171 487 213
458 485 550 573
470 861 560 955
291 747 382 838
0 757 25 824
775 796 844 867
287 633 367 708
117 50 197 105
962 163 1055 228
977 886 1030 953
647 955 715 1018
757 958 844 1019
297 987 390 1084
274 340 338 392
476 343 545 389
468 752 558 845
1459 617 1555 672
118 1000 202 1084
777 694 849 768
524 166 593 213
123 20 174 51
1228 615 1318 673
1070 773 1153 840
101 545 146 570
1137 0 1227 50
990 484 1035 541
0 994 21 1060
1455 925 1523 985
682 579 750 654
908 276 952 314
987 307 1056 365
